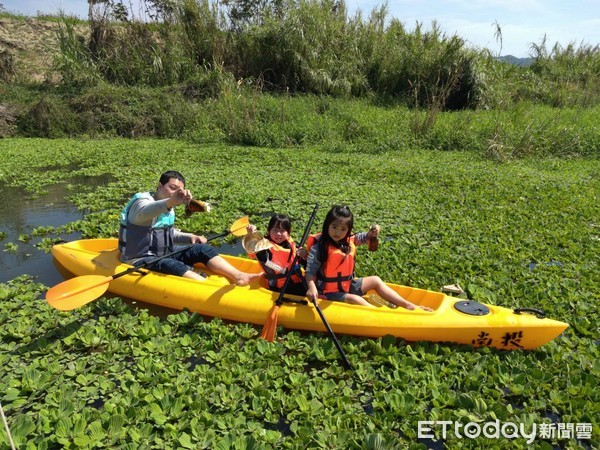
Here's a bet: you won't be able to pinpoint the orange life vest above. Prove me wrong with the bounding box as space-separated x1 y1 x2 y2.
307 233 356 294
260 238 302 291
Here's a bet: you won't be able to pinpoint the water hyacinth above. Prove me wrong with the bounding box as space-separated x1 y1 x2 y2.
0 138 598 447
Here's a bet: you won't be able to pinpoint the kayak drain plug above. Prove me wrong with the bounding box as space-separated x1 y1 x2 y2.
453 300 490 316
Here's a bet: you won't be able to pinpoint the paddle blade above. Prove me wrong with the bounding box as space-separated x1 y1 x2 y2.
230 216 250 237
46 275 112 311
260 304 280 342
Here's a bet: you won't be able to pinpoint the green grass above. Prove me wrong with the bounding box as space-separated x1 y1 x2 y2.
3 85 598 158
0 138 598 448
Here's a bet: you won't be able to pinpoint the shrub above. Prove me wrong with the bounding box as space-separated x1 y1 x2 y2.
367 20 481 110
16 95 80 137
69 83 197 137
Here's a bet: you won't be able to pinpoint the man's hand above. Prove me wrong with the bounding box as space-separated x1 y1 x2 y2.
167 188 193 208
190 234 207 244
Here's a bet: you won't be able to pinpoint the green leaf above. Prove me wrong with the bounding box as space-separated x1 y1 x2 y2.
54 418 72 438
87 420 106 443
73 417 87 436
73 435 91 446
4 387 21 401
178 432 195 449
108 414 125 436
9 414 36 444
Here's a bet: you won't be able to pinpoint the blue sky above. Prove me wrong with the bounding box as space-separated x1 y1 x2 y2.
3 0 599 57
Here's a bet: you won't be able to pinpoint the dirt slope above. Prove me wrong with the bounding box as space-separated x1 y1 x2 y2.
0 17 84 81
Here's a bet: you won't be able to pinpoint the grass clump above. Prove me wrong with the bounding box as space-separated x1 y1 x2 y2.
528 39 600 107
15 94 81 138
69 83 201 138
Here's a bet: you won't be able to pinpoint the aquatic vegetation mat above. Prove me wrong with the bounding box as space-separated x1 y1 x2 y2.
0 138 598 448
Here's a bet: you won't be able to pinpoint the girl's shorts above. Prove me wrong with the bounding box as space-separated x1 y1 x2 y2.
321 278 364 302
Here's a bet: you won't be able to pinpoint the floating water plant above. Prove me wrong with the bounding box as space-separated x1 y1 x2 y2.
0 138 598 448
3 242 18 253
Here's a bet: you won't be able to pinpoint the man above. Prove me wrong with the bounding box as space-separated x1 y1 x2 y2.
119 170 261 285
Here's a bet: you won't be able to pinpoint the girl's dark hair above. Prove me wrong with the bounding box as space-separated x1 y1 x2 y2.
318 205 354 265
266 214 292 248
159 170 186 187
267 214 292 234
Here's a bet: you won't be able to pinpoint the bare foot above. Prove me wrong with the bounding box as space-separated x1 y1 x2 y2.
403 302 433 312
234 271 264 286
183 270 206 281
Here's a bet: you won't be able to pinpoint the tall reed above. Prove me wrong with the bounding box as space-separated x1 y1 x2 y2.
528 38 600 107
51 0 482 108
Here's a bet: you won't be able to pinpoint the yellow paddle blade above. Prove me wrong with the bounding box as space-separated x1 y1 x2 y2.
260 304 280 342
230 216 249 237
46 275 112 311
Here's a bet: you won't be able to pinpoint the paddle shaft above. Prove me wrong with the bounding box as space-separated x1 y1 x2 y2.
299 275 354 371
275 203 319 305
313 298 354 371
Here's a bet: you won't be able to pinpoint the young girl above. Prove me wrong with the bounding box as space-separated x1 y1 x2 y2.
246 214 306 296
305 205 432 311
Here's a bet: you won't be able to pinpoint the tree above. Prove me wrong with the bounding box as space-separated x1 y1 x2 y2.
221 0 290 30
88 0 111 22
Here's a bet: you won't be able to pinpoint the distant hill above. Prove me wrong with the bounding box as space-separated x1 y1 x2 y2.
497 55 533 67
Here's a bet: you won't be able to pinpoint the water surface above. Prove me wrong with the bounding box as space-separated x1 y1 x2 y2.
0 182 83 285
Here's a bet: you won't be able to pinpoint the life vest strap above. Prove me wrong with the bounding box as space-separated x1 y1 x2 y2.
320 273 354 283
264 272 286 280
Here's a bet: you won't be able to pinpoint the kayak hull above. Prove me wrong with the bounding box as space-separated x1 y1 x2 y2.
51 239 568 350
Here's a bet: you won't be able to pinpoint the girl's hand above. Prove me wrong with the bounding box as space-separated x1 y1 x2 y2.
297 246 308 259
306 283 319 303
367 224 381 238
246 224 257 234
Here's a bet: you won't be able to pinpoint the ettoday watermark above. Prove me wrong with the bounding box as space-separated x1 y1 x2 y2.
418 420 593 444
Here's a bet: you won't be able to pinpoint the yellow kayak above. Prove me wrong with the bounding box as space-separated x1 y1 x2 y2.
51 239 568 350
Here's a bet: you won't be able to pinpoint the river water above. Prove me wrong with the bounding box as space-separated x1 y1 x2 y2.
0 181 83 286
